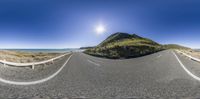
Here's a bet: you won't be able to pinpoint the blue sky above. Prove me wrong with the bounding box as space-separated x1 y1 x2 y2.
0 0 200 48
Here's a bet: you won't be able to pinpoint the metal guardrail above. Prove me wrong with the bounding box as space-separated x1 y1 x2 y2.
0 53 70 69
176 50 200 63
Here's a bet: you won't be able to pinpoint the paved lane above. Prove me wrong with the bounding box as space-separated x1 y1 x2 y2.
0 50 200 98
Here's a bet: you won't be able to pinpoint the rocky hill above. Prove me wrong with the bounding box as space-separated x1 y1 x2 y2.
84 32 163 58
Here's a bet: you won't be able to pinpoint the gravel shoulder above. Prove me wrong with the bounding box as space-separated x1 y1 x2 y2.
179 49 200 59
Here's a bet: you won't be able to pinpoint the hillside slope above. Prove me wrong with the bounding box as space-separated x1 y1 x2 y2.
84 32 163 58
163 44 191 50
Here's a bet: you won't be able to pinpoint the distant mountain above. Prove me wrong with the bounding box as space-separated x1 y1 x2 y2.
80 46 95 49
195 49 200 51
84 32 163 58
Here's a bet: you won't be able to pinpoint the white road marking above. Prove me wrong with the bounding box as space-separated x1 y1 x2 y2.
0 54 73 85
156 54 162 58
82 53 103 63
172 51 200 81
91 59 102 63
87 59 101 66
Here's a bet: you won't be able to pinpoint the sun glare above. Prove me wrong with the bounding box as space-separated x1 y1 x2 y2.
96 25 105 34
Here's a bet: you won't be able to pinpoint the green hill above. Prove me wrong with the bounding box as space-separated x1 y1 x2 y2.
84 32 191 59
98 32 143 46
84 32 163 58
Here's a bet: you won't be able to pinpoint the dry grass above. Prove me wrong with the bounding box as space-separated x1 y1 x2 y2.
179 49 200 59
0 50 63 63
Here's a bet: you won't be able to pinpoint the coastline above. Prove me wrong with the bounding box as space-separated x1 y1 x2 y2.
2 48 79 53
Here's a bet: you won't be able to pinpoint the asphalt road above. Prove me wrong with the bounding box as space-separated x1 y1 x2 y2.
0 50 200 98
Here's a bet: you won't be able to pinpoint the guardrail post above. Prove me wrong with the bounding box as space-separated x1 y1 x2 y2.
3 59 6 66
52 59 54 64
32 63 35 69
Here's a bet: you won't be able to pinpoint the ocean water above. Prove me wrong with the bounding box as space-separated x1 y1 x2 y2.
3 49 81 53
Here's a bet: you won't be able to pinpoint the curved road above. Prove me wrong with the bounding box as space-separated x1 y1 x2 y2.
0 50 200 98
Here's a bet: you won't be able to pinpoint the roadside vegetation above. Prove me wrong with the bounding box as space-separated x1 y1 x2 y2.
178 49 200 59
163 44 191 50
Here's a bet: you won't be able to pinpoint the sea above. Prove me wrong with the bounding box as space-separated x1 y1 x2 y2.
1 48 83 53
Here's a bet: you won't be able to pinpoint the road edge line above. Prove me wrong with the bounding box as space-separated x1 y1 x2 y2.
0 54 73 85
172 51 200 81
87 59 101 66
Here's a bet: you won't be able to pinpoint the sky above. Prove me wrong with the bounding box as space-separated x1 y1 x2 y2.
0 0 200 49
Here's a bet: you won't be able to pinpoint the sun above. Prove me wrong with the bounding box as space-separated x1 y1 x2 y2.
95 25 105 34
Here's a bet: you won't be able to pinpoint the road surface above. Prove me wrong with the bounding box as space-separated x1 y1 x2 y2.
0 50 200 98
